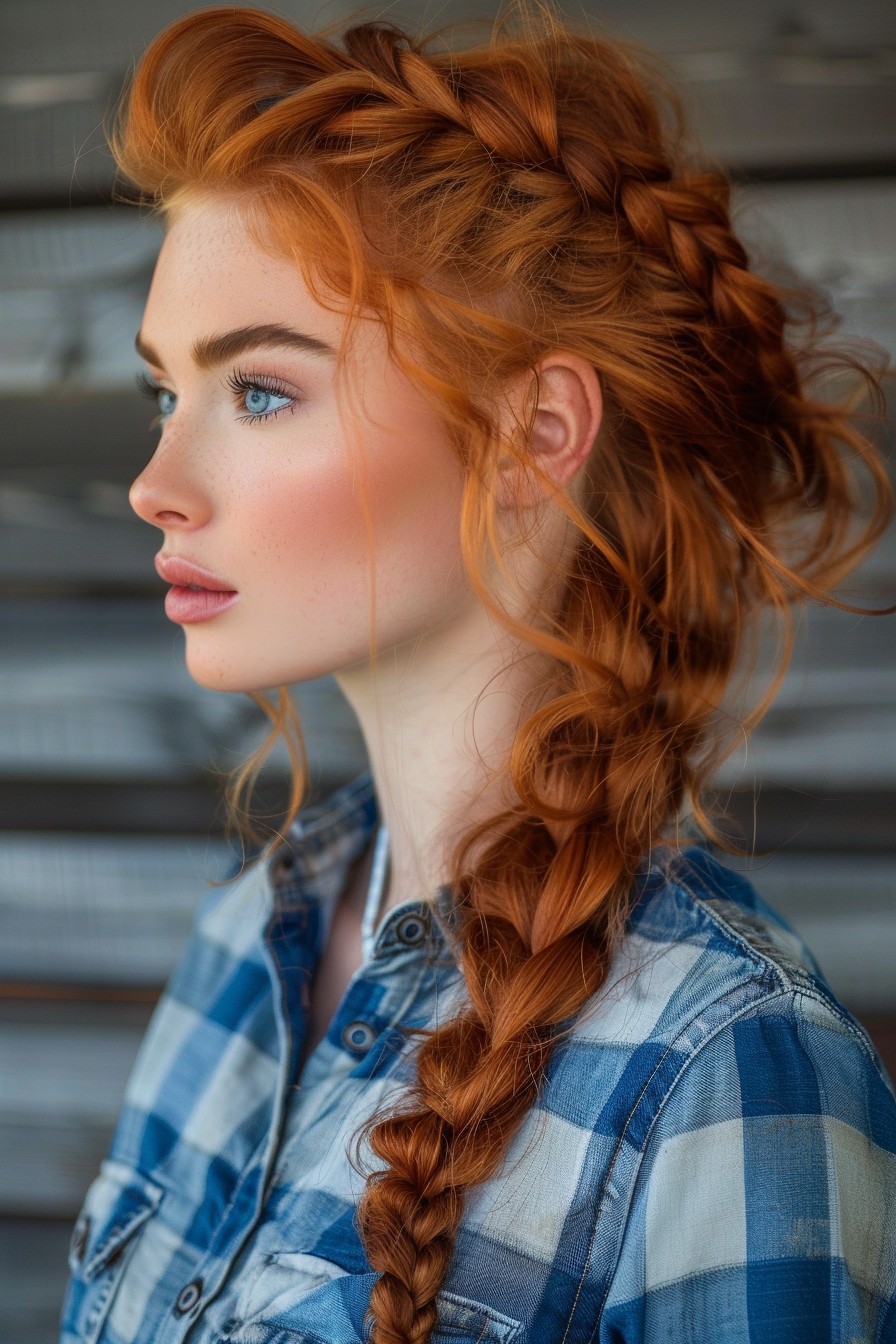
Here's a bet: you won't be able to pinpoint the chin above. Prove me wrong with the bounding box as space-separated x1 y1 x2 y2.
183 652 257 694
181 632 353 693
184 651 310 697
186 671 246 694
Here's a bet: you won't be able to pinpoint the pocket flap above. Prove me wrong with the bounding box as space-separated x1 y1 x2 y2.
71 1158 165 1281
434 1291 522 1342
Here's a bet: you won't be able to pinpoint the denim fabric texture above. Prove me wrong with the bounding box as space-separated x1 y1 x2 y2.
59 765 896 1343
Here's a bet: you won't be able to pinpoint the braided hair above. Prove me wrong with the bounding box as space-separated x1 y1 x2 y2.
109 3 893 1341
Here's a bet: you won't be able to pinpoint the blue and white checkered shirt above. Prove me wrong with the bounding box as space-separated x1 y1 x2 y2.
59 766 896 1343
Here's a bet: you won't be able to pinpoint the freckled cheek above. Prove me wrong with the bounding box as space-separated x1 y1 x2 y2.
231 466 367 600
214 414 465 612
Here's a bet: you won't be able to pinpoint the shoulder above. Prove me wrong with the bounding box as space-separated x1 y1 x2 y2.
567 842 884 1063
538 845 894 1161
553 849 896 1344
543 843 896 1219
552 846 896 1340
596 978 896 1340
114 853 280 1138
556 845 895 1126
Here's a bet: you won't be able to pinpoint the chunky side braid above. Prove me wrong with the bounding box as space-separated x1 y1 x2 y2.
109 4 893 1341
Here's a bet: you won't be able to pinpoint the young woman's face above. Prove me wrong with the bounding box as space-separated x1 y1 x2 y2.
129 194 470 692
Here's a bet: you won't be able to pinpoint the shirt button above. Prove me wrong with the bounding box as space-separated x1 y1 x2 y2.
341 1020 377 1053
270 852 295 884
70 1214 90 1262
174 1278 203 1314
396 912 428 946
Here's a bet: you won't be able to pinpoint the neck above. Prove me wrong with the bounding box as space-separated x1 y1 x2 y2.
334 600 555 920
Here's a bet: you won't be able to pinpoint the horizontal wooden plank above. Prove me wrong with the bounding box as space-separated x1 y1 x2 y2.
0 1216 73 1344
2 594 893 790
715 788 896 853
0 779 235 833
0 832 235 983
0 984 160 1008
0 598 368 781
1 811 894 985
728 853 896 1013
0 1018 147 1214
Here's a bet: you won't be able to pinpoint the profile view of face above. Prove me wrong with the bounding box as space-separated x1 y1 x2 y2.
129 194 471 693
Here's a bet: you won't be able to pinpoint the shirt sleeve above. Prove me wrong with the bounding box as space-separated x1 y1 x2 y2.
598 987 896 1343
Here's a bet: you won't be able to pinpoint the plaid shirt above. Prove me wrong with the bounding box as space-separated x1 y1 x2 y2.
59 766 896 1343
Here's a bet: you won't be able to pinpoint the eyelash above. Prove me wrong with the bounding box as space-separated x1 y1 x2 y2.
226 368 301 424
135 370 171 427
134 367 300 428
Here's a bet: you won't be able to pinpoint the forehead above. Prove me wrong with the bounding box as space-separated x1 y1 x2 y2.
151 196 304 297
142 194 360 358
137 195 423 434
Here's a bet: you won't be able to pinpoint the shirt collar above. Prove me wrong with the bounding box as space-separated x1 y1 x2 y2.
266 765 461 962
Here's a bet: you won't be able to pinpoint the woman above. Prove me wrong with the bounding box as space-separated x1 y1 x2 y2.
60 2 896 1342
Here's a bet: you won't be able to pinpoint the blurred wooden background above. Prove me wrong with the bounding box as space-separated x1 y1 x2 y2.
1 0 895 1339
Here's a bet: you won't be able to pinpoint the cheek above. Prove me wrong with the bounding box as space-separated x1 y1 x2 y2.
233 467 368 627
216 401 467 634
361 414 468 607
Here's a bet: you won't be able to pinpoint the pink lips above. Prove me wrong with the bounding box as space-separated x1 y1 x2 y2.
154 553 239 624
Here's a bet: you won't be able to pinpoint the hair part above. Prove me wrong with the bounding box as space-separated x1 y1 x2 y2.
109 2 893 1339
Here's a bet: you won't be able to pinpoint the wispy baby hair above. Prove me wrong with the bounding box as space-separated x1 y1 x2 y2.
109 2 892 1339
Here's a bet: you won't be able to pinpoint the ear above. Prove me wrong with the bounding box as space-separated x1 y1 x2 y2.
495 353 602 511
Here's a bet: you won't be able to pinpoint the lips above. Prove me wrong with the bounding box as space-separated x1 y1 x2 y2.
154 553 237 593
154 553 239 626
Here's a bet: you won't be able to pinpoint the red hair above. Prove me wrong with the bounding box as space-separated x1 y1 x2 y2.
109 3 893 1340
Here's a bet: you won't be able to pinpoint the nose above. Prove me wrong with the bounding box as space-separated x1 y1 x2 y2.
129 439 211 531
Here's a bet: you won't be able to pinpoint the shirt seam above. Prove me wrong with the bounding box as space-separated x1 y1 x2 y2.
678 873 890 1075
555 970 762 1344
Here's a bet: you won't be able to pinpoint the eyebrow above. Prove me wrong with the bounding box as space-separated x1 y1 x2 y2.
133 322 337 370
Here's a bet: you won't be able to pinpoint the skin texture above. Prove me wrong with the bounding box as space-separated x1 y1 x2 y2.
129 194 603 958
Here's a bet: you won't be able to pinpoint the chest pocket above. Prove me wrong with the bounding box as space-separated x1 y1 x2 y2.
60 1158 165 1344
431 1291 522 1342
229 1252 521 1343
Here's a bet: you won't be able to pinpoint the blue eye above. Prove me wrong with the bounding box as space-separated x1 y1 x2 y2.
241 387 291 416
135 370 176 428
135 368 299 430
226 370 297 423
